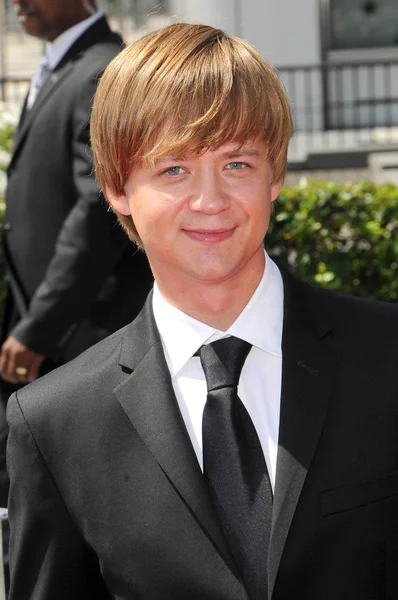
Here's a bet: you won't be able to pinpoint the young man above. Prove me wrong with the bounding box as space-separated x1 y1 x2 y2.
7 22 398 600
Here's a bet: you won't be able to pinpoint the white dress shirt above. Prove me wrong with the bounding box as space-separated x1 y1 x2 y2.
152 251 284 491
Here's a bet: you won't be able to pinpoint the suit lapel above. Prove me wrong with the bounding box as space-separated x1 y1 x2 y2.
113 295 240 579
10 63 74 164
268 270 341 598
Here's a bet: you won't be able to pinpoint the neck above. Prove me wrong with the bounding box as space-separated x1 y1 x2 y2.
153 259 265 331
45 8 97 42
83 1 97 16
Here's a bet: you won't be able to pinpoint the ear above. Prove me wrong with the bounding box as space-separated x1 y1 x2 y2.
270 179 283 203
105 186 131 216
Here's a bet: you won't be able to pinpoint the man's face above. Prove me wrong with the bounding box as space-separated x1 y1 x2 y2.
13 0 91 41
108 138 282 293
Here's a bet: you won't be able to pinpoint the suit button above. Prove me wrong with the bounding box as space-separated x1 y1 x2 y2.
3 222 11 231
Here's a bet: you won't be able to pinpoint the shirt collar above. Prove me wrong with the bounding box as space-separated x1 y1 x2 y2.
153 251 284 377
45 11 104 70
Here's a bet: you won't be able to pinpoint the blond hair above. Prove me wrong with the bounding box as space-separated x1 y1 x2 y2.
91 22 293 244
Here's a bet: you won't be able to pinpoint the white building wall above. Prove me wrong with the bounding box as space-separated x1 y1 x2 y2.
168 0 238 34
169 0 321 66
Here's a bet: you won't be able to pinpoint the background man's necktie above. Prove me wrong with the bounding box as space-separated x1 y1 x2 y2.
27 56 51 110
197 337 273 600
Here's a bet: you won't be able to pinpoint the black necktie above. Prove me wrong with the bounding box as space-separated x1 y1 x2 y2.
197 337 273 600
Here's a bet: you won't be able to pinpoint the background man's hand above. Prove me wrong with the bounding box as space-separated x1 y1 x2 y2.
0 336 45 384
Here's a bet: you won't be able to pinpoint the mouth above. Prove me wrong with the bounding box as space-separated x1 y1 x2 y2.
15 4 38 21
183 228 235 244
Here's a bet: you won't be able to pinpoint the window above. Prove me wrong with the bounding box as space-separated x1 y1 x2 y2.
330 0 398 50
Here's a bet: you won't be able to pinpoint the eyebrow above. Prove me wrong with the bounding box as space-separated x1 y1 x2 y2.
154 155 190 164
155 148 263 163
155 146 262 165
218 148 263 160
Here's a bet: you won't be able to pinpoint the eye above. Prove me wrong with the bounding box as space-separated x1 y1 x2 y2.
225 161 247 170
163 166 185 176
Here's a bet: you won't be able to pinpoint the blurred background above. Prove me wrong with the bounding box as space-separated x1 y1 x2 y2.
1 0 398 185
0 1 398 303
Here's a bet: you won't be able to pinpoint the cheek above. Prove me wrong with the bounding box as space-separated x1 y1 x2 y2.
129 195 176 243
127 195 149 239
241 186 274 240
237 184 272 220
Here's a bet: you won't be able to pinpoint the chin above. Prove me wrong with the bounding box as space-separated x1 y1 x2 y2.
189 263 239 284
20 24 41 37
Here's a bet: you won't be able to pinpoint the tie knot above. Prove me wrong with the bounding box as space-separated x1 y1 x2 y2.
38 55 50 74
197 336 252 392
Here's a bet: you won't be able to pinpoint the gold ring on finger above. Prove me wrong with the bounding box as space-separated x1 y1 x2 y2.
15 366 28 376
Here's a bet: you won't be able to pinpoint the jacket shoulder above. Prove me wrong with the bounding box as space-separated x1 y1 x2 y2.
9 324 131 424
313 281 398 349
81 32 122 63
281 267 398 350
317 284 398 323
73 36 122 79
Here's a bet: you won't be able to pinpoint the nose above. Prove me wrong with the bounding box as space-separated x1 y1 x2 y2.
189 171 230 215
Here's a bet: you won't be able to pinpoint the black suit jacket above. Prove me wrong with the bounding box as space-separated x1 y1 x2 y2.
6 271 398 599
2 16 152 363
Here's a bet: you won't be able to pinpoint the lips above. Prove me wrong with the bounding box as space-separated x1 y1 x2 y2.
15 4 38 20
183 228 235 243
16 11 36 22
17 13 35 21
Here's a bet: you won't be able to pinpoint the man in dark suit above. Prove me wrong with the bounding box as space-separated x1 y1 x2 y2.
7 22 398 600
0 0 152 505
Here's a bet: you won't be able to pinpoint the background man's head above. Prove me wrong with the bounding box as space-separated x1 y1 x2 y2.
13 0 97 41
91 22 294 245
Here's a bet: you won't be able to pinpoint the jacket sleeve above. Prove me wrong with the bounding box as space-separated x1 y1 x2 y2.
6 392 111 600
10 71 135 358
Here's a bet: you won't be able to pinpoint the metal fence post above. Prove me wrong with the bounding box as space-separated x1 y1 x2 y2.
0 0 7 102
0 508 8 600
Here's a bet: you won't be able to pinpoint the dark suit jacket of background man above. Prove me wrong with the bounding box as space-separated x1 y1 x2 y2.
0 15 152 506
2 15 152 365
7 268 398 600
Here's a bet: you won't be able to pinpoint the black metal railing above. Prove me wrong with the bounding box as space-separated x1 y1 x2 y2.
278 60 398 130
2 59 398 162
277 59 398 161
0 76 30 105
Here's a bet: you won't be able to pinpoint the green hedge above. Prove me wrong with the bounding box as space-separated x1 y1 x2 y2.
266 180 398 303
0 103 19 315
0 102 17 205
1 102 398 306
